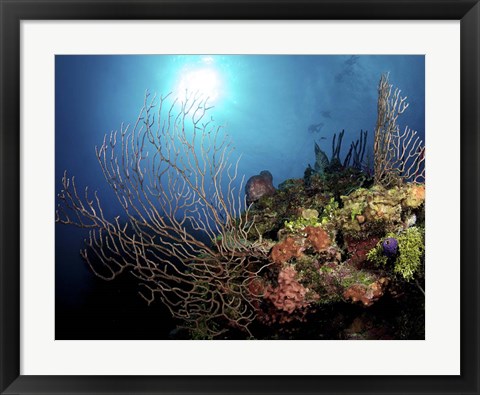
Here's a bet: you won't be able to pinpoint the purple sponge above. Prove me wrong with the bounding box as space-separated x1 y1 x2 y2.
382 237 398 258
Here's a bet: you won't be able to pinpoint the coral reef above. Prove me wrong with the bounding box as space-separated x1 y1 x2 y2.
57 74 425 340
242 163 424 337
236 126 425 334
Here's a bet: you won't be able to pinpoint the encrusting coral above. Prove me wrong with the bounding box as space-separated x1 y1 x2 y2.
264 265 312 321
270 236 305 264
343 277 389 307
304 226 331 252
337 183 425 239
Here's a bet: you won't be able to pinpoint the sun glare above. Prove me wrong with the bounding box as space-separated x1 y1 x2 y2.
176 68 222 103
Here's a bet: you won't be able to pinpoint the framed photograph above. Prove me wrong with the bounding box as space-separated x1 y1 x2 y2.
1 0 479 394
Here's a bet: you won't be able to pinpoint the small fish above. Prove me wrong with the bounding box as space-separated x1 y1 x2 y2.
320 110 332 119
308 123 324 134
314 142 329 175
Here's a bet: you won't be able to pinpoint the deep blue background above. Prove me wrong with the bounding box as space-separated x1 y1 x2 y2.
55 55 424 339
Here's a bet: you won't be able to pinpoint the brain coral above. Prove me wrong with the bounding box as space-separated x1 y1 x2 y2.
245 170 276 203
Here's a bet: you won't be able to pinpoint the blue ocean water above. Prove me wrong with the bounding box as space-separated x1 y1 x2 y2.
55 55 424 338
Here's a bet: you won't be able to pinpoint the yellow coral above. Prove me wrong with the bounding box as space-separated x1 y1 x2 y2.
302 208 319 220
403 184 425 208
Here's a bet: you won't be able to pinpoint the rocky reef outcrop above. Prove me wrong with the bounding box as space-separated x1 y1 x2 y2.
237 162 425 339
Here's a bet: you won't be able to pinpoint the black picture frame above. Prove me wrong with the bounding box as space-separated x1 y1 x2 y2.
1 1 478 394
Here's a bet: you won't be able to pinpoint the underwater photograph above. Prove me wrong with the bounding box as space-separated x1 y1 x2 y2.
55 55 425 340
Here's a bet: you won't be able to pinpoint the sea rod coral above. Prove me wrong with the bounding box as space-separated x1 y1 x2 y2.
374 73 425 187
